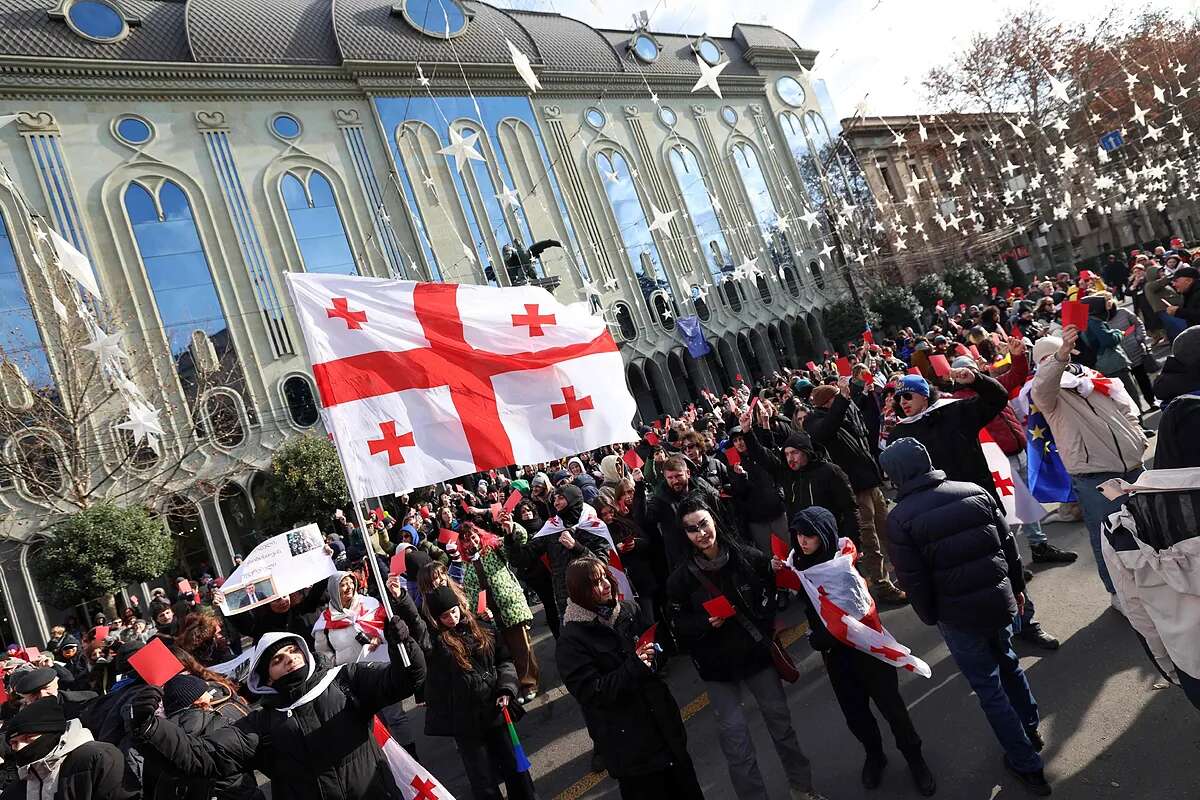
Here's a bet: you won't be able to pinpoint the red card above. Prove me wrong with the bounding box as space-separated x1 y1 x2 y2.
724 446 741 467
990 286 998 298
489 503 503 522
929 354 951 378
90 626 110 643
503 490 522 513
651 419 662 430
1061 301 1088 331
637 623 658 650
936 299 944 308
770 534 790 561
735 373 744 383
622 449 644 470
128 638 184 687
476 590 488 615
749 395 759 411
419 506 430 519
389 550 407 576
775 567 802 591
644 431 660 446
703 595 736 619
862 329 875 345
1123 324 1136 336
836 357 852 377
177 578 191 597
24 647 40 662
459 500 470 515
805 361 818 372
371 507 385 523
438 528 459 546
1011 324 1022 339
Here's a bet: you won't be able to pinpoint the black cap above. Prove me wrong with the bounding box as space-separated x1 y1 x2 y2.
6 697 65 736
1172 266 1199 280
11 667 55 695
162 674 209 716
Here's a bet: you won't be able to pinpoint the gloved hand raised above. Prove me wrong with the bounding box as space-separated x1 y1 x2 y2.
125 685 163 738
384 616 411 645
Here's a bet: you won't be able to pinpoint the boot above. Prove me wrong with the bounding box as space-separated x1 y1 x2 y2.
907 755 937 796
1025 725 1045 752
1015 622 1060 650
1030 543 1078 564
872 581 909 606
861 752 887 789
1023 568 1034 584
1003 755 1051 796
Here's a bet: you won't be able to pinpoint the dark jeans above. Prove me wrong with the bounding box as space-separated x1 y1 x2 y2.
617 756 705 799
1179 669 1200 713
1132 361 1157 408
938 623 1042 772
454 727 538 800
823 645 923 759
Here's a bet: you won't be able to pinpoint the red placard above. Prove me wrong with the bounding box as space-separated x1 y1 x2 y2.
1011 324 1022 339
438 528 459 546
419 505 430 519
651 419 662 431
835 357 853 377
775 567 802 591
770 534 790 561
389 550 407 577
862 329 875 345
503 490 522 513
644 431 660 447
702 595 736 619
1061 301 1088 331
89 626 110 644
24 647 40 662
622 449 644 470
487 503 502 522
476 590 488 615
636 623 658 650
724 446 741 467
1123 324 1136 336
805 361 818 372
128 638 184 687
928 354 951 378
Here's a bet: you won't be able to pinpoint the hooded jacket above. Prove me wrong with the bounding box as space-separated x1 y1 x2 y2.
788 507 842 652
598 455 624 490
803 393 883 491
726 429 787 523
523 485 609 618
556 599 691 779
313 572 385 667
643 471 726 569
3 719 135 800
137 631 424 800
881 438 1026 632
758 431 861 546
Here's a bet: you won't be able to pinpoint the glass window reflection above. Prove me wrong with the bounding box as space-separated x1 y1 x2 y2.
668 144 732 289
0 212 52 390
779 111 830 214
731 142 796 277
595 150 672 311
280 172 358 276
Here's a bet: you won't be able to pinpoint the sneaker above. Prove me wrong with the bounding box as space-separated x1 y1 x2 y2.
1045 504 1083 523
861 752 887 789
907 756 937 796
522 690 537 703
1015 623 1060 650
1110 593 1126 617
1003 755 1052 796
1030 543 1078 564
1025 725 1045 753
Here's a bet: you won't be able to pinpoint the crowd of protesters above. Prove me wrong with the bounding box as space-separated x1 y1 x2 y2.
2 244 1199 799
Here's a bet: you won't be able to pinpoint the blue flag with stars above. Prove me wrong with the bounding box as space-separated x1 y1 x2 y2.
1026 404 1076 503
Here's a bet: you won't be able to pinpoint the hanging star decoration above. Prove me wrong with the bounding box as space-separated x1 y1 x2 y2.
647 204 678 235
690 54 730 98
437 127 486 173
495 184 521 210
416 64 430 87
82 330 127 365
117 401 165 452
506 39 541 93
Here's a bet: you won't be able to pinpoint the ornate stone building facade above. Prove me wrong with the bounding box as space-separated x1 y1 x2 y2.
0 0 847 641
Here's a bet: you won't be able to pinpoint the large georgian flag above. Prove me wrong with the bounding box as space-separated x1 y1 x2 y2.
285 275 637 499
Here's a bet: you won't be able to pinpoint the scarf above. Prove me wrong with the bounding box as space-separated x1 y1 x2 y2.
17 720 93 800
314 595 386 641
692 547 730 573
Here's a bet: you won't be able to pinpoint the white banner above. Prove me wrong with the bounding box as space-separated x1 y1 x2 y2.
218 524 335 616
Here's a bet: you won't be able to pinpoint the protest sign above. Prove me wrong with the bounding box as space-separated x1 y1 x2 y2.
218 524 335 616
129 638 184 687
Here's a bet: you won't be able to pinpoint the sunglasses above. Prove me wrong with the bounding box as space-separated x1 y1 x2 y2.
898 391 920 401
682 523 706 533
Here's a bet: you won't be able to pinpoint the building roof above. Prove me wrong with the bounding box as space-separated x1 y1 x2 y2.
0 0 807 78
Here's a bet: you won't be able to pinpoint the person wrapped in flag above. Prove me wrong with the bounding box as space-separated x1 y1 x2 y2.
420 584 537 800
782 507 936 797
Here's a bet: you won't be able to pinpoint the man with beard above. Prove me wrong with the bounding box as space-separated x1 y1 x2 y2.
643 456 726 570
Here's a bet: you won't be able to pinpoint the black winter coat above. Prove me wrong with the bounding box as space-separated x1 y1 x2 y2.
423 622 522 739
885 471 1026 631
666 545 776 682
728 436 787 524
753 431 861 545
804 394 883 491
643 474 726 570
891 373 1009 506
1155 395 1200 469
1152 355 1200 404
555 599 690 779
523 526 607 622
227 582 327 647
1174 284 1200 326
139 643 425 800
143 689 261 800
0 740 137 800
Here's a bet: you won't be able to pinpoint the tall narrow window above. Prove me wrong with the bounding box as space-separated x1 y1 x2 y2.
280 171 359 276
0 212 52 393
731 143 796 279
668 144 732 291
124 181 241 400
779 111 831 212
595 150 673 314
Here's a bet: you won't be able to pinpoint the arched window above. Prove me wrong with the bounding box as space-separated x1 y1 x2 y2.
611 301 637 341
691 285 711 321
722 279 742 312
783 266 800 297
667 144 731 298
280 171 358 276
0 212 52 392
203 390 246 449
594 150 674 315
756 274 772 304
809 259 825 289
731 142 797 278
779 111 828 213
282 375 318 427
12 431 63 499
124 181 241 400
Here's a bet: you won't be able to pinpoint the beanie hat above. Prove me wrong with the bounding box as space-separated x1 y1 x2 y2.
1032 336 1062 365
809 385 838 408
6 696 66 736
163 673 210 716
951 355 976 370
897 375 930 397
426 585 460 619
1172 326 1200 368
403 549 432 582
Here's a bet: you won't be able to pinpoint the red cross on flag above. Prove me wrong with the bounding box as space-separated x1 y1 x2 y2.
979 429 1047 526
285 274 638 499
373 716 457 799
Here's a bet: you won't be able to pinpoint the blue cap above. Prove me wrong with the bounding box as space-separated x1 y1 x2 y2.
897 374 930 397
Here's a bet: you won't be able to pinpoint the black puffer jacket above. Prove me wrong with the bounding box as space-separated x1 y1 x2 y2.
666 544 776 682
644 474 725 570
556 599 690 779
891 372 1009 506
761 431 861 547
1156 395 1200 469
804 393 883 491
881 438 1026 632
423 621 521 739
138 631 425 800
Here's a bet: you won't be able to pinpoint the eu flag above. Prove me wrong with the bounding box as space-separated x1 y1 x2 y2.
1026 405 1076 502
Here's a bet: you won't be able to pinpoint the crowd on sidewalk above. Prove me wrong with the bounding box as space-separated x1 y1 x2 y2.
3 244 1200 800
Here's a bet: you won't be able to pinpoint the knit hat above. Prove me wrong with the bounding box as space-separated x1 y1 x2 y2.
897 375 930 397
404 549 432 582
951 355 976 370
163 673 210 716
11 667 55 695
1172 326 1200 367
6 697 66 736
1032 336 1062 365
809 384 838 408
426 585 460 619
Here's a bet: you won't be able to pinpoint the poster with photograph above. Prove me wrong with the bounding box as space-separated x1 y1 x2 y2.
218 523 335 616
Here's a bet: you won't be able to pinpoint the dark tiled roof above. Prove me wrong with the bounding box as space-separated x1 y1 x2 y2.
732 23 801 51
597 29 758 79
0 0 190 62
187 0 340 65
334 0 538 65
504 9 624 74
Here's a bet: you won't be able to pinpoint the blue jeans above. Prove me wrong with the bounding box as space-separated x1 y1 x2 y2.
1070 468 1143 594
1160 311 1188 341
939 623 1042 772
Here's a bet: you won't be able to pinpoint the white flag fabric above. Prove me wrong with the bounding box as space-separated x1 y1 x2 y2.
533 505 635 601
788 538 931 677
285 274 637 499
374 717 457 799
979 430 1047 525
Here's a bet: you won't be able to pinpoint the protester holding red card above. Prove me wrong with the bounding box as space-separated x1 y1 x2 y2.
667 499 821 799
556 557 704 798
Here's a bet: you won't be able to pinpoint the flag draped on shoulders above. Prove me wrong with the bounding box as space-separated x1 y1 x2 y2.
534 505 634 600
